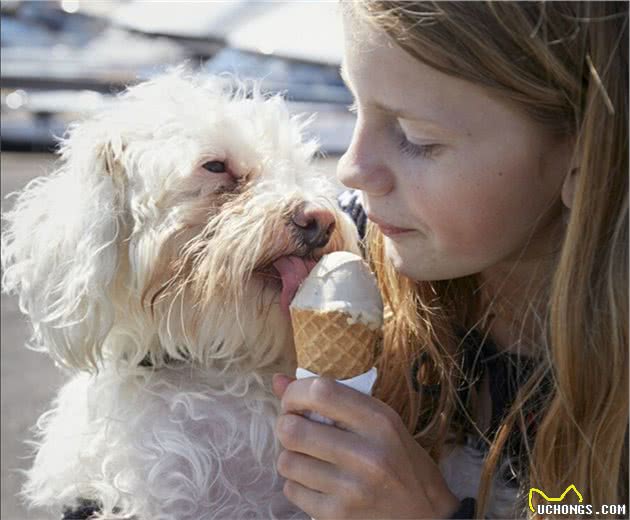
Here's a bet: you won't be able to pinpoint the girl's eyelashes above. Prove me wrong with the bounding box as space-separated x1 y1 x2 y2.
397 133 441 159
347 100 441 159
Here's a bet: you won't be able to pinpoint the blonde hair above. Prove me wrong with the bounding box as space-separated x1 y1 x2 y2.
345 2 628 518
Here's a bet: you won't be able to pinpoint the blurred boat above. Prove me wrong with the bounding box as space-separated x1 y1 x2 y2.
110 0 267 57
200 1 353 154
1 1 355 154
1 1 192 91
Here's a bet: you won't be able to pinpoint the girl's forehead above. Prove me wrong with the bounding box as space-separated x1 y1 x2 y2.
340 14 551 146
341 11 394 58
341 16 454 99
341 28 478 134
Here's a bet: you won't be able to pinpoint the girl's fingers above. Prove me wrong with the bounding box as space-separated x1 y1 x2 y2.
277 450 340 495
280 376 402 436
282 479 336 519
276 412 361 466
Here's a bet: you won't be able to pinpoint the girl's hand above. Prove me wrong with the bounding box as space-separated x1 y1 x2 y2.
272 374 461 519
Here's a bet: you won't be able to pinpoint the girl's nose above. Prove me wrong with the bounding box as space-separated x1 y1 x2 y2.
336 126 393 196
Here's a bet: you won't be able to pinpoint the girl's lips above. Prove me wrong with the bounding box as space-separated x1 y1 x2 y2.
377 224 415 236
367 214 415 237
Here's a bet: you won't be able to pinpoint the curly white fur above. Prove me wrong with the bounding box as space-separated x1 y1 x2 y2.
2 69 361 519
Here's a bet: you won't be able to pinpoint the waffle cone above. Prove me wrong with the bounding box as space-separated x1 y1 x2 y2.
290 307 380 379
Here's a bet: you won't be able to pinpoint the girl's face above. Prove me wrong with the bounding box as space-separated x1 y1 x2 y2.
337 16 572 282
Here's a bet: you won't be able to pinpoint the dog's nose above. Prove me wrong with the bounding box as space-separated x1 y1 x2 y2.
291 202 336 250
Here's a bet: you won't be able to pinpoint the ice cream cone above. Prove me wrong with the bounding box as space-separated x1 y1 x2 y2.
290 307 380 379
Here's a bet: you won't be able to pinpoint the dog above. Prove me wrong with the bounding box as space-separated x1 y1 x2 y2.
1 70 361 519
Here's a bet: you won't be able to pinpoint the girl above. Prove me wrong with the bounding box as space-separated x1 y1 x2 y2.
272 2 628 519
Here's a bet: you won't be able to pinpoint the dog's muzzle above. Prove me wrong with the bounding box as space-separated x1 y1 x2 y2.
290 201 336 250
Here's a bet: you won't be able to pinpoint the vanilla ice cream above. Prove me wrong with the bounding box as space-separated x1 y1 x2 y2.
290 251 383 330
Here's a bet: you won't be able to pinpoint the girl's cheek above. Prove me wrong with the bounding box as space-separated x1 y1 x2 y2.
421 185 504 256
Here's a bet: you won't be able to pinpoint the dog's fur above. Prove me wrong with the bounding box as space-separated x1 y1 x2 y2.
1 71 361 519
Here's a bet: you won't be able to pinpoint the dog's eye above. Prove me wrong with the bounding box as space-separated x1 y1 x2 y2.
202 161 227 174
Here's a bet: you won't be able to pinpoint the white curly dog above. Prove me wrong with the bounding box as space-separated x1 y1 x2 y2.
2 71 360 520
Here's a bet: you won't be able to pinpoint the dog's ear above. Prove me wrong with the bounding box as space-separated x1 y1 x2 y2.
1 120 126 371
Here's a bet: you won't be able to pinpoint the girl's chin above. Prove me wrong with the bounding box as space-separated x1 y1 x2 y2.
384 241 451 282
384 240 411 272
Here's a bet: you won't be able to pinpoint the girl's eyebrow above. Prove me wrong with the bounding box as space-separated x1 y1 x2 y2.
339 61 460 138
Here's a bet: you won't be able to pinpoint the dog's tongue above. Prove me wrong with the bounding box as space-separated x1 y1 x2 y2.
273 255 318 317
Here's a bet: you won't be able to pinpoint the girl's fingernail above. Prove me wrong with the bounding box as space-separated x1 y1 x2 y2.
272 373 293 397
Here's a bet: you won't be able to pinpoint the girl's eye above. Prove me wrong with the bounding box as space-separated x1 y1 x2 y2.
398 134 441 159
202 161 227 173
347 101 358 114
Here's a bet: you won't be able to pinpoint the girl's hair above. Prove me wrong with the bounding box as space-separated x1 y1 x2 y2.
344 2 628 518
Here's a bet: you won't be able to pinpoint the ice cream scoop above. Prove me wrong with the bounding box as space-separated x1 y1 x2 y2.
288 251 383 379
290 251 383 328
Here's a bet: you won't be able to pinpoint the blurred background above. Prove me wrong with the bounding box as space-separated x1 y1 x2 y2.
0 1 353 518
